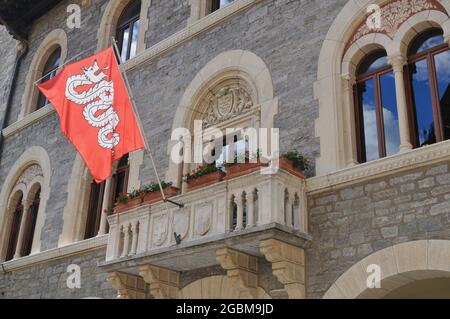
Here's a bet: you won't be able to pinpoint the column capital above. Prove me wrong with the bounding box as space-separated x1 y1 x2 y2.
387 54 407 72
342 73 356 85
139 265 180 299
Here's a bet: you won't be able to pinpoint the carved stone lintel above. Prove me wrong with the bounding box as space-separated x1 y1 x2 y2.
107 271 149 299
216 248 258 299
139 265 180 299
260 239 306 299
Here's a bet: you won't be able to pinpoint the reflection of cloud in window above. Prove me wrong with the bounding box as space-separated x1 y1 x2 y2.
434 51 450 85
363 107 400 160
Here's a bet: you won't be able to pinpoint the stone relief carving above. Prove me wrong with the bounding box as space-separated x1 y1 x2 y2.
152 213 169 246
172 207 190 240
194 202 213 236
348 0 446 48
203 85 254 128
15 164 43 189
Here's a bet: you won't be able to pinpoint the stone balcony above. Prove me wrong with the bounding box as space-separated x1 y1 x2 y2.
100 166 311 298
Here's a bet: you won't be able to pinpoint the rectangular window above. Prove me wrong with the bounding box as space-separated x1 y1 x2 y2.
84 181 105 239
210 0 234 13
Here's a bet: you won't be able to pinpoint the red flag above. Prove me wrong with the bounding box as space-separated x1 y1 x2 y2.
38 47 145 183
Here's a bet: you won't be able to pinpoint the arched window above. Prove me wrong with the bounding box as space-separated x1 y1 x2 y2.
5 192 23 262
21 187 40 257
116 0 141 62
355 50 400 163
407 28 450 147
84 155 129 239
36 47 61 110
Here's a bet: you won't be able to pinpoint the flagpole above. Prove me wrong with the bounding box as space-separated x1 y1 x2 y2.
112 39 183 209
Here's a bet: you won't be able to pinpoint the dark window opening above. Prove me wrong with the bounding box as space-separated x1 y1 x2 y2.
5 194 23 261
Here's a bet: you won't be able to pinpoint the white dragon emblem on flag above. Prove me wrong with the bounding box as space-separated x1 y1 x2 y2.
65 60 120 149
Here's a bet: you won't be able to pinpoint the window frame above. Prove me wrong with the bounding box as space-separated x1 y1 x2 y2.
36 47 62 111
354 51 395 163
405 30 450 147
116 1 141 62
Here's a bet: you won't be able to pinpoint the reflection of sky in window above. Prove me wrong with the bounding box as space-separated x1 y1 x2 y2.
380 71 400 156
361 79 379 161
414 35 444 54
410 60 435 146
221 0 234 6
130 20 139 59
434 50 450 139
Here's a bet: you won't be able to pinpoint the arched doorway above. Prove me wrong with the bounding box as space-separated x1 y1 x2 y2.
324 240 450 299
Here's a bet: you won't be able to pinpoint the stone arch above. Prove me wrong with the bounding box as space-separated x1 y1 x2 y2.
179 275 271 299
315 0 450 175
20 29 68 120
96 0 150 53
167 50 278 185
391 10 450 57
0 146 51 260
342 34 393 77
323 240 450 299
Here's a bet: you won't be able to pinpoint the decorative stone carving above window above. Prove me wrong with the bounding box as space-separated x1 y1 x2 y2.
347 0 447 50
203 85 254 128
14 165 43 189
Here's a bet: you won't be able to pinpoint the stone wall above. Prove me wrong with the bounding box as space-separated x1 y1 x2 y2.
306 161 450 299
0 26 17 125
0 247 116 299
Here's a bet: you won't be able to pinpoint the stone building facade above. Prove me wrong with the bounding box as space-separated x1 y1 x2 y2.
0 0 450 299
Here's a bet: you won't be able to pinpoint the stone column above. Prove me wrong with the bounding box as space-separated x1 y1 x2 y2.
98 177 112 236
342 74 359 166
388 54 413 152
246 191 255 229
14 200 31 259
235 194 244 231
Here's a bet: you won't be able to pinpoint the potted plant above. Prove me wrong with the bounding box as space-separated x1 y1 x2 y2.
224 150 268 180
114 181 180 213
141 181 179 205
184 164 225 191
278 150 309 178
114 190 144 214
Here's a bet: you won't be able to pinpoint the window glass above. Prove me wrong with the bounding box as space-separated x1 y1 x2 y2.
117 1 141 62
357 52 389 76
380 71 400 156
36 47 61 110
5 194 23 261
22 188 40 257
358 79 380 161
409 59 436 146
409 29 445 55
434 50 450 139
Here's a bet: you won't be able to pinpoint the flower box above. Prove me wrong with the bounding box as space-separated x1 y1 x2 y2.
142 186 179 205
224 161 268 180
114 196 143 214
186 171 225 192
278 157 305 179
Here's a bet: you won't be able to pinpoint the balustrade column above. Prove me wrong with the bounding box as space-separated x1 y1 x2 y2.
130 221 138 255
285 195 293 227
235 195 244 231
14 200 32 259
98 177 113 236
121 225 131 258
388 54 413 152
246 191 255 229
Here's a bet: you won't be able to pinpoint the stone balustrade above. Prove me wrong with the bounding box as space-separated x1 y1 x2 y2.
105 167 307 263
